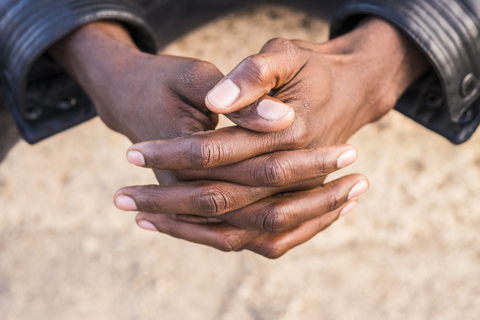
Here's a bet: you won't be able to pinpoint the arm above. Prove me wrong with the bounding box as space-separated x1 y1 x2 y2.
331 0 480 144
0 0 156 144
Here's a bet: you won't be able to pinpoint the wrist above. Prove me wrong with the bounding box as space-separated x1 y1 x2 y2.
48 21 145 131
49 21 142 99
322 17 429 122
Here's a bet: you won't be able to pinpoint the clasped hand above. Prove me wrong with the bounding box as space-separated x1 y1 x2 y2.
50 18 428 258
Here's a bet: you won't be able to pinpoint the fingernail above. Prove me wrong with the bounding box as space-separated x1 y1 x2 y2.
340 201 357 217
257 100 290 121
207 79 240 109
348 180 369 200
337 148 357 169
127 150 145 166
137 220 157 231
115 195 137 210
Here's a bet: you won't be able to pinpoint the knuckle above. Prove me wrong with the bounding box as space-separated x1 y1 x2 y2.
190 137 223 168
259 202 291 233
261 244 288 260
262 38 303 60
324 188 341 212
179 60 217 85
196 186 228 216
217 232 244 252
176 60 222 97
260 208 277 233
315 155 330 176
138 186 164 213
143 196 163 213
258 159 290 187
242 55 270 84
262 37 292 51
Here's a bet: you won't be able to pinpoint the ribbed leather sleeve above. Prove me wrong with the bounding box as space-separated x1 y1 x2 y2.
331 0 480 144
0 0 157 143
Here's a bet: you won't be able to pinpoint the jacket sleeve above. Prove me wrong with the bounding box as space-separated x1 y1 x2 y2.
331 0 480 144
0 0 157 144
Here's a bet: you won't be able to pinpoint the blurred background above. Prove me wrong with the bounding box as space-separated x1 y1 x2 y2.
1 5 480 320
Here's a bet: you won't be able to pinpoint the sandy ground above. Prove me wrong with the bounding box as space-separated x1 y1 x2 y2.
1 5 480 320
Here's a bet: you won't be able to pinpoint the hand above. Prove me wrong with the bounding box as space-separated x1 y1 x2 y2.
121 18 428 257
125 17 429 182
48 22 220 184
116 145 368 245
202 17 429 147
49 21 369 259
48 21 300 184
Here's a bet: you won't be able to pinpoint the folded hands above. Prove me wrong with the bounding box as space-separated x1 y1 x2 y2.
49 16 428 258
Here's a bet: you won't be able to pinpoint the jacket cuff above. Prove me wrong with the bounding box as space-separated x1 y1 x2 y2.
330 0 480 144
0 0 157 144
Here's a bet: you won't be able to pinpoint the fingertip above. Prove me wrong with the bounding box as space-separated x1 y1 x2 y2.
205 78 240 112
136 212 158 231
337 147 358 169
127 150 145 166
137 220 158 232
347 179 369 200
115 194 138 211
339 199 358 217
256 99 291 122
225 98 295 133
253 105 295 132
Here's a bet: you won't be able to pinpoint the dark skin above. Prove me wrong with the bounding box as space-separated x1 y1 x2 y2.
50 17 428 258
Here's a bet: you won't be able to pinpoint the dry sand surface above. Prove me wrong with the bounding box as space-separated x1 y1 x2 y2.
1 5 480 320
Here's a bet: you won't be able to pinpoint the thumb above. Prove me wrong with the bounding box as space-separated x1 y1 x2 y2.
205 38 309 132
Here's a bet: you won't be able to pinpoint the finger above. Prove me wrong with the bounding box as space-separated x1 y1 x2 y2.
136 213 262 252
204 39 309 132
242 203 349 259
224 95 295 132
126 125 309 170
205 38 309 114
169 215 224 224
135 198 359 258
220 174 368 232
114 180 271 216
170 60 225 109
174 145 358 187
114 178 322 217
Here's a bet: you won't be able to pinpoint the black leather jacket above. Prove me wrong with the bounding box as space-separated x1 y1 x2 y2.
1 0 479 146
